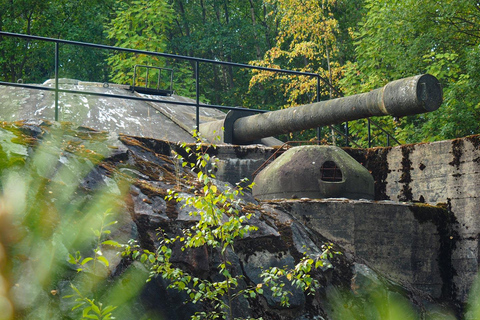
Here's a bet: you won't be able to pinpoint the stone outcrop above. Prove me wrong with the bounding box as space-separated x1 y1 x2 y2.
0 120 460 319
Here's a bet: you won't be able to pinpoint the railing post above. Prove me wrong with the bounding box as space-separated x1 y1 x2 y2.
368 118 371 148
54 42 59 122
316 75 321 144
345 121 349 147
146 67 149 88
195 60 200 130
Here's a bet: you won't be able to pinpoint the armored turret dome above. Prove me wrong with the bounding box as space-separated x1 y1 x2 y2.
253 145 375 200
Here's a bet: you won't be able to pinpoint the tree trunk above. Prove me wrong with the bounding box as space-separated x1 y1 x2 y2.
248 0 262 60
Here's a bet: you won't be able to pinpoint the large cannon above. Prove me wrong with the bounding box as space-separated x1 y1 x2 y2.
200 74 442 145
200 74 442 201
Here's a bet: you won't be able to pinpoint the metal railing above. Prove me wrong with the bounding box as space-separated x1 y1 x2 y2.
132 64 174 95
0 31 399 147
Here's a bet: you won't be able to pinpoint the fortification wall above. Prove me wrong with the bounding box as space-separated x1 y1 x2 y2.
362 135 480 302
268 199 455 300
214 135 480 302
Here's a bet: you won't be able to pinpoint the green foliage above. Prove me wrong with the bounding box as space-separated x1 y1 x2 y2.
105 0 175 85
0 124 148 320
113 132 335 319
163 137 259 319
250 0 345 104
167 0 277 107
0 0 114 83
260 243 337 307
65 284 117 320
66 209 119 273
341 0 480 143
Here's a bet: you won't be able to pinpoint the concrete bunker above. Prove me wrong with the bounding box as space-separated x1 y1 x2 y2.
253 145 375 200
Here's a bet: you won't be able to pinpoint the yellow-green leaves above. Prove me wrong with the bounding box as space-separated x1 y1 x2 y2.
259 243 337 308
250 0 344 110
156 133 260 319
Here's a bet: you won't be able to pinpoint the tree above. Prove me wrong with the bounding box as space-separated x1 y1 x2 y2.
247 0 361 142
0 0 115 83
166 0 277 107
250 0 344 104
341 0 480 144
105 0 175 86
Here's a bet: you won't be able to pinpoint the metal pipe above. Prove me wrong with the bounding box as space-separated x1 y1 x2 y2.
316 76 321 144
0 31 322 77
232 74 442 144
368 119 371 148
54 42 59 121
195 61 200 130
146 67 149 88
369 117 401 145
345 122 349 147
0 80 268 114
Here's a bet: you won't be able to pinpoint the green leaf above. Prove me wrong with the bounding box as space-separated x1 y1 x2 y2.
148 254 156 263
194 292 202 301
82 306 93 317
97 256 109 267
132 251 140 259
102 305 117 314
91 303 101 315
68 253 77 264
81 257 94 265
102 240 122 247
72 302 86 311
105 220 118 227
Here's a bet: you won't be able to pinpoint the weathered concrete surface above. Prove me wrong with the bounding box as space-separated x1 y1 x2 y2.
0 79 225 143
209 138 479 305
210 144 277 184
145 127 480 305
253 146 374 200
266 199 457 300
346 136 480 303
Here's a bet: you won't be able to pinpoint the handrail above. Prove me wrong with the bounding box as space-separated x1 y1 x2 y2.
132 64 174 94
0 31 400 147
368 118 401 146
0 31 322 129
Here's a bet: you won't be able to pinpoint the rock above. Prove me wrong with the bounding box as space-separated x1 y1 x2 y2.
242 250 306 309
0 121 461 320
130 185 169 223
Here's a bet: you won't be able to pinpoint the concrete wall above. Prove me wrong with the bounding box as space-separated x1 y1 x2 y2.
361 136 480 302
214 144 277 184
268 199 455 300
214 135 480 303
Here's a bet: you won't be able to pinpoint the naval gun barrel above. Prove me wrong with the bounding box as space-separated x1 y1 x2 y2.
200 74 442 144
